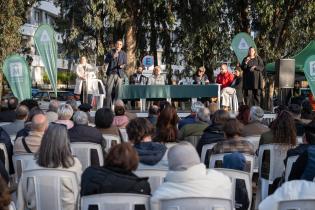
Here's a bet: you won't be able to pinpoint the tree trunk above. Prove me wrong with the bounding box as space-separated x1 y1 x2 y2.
0 72 2 110
125 20 137 76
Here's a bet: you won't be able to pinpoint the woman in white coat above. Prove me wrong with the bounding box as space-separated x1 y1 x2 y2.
74 56 97 103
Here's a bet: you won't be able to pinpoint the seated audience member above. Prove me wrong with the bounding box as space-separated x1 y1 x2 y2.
15 108 44 139
0 176 11 210
259 110 296 178
81 143 150 196
1 105 28 136
127 118 166 166
301 99 313 120
192 66 209 84
151 142 232 207
45 100 59 123
112 104 129 128
178 101 204 129
17 123 82 210
20 99 39 111
154 105 179 143
148 66 165 85
285 121 315 164
114 100 137 121
66 99 78 113
289 103 306 136
95 108 120 137
55 104 74 129
147 105 160 126
212 118 255 155
197 109 229 155
223 152 249 210
242 106 269 137
178 107 210 140
0 97 18 122
78 103 94 123
14 114 48 154
237 105 250 125
0 127 14 174
68 111 106 161
216 63 234 88
258 180 315 210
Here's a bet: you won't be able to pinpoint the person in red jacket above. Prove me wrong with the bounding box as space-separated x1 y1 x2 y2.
216 64 234 88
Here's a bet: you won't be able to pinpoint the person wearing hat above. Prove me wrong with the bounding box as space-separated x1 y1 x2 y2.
241 106 269 137
151 142 232 207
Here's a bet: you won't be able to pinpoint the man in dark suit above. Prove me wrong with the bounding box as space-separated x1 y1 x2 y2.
104 40 127 108
130 65 148 85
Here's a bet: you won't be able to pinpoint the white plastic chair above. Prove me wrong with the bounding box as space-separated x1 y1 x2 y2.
81 193 150 210
246 135 261 172
9 135 16 144
278 199 315 210
102 134 121 152
183 136 201 148
119 128 129 142
134 168 168 193
160 197 233 210
70 142 104 171
12 154 35 183
21 168 79 210
209 153 255 177
91 79 106 109
284 155 298 182
200 143 216 164
215 168 252 210
8 202 16 210
257 144 291 201
0 143 9 173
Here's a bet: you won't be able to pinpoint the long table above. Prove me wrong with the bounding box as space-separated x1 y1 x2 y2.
119 84 221 111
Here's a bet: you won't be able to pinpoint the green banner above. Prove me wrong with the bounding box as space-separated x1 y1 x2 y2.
304 55 315 97
34 24 58 95
2 55 31 101
231 32 257 63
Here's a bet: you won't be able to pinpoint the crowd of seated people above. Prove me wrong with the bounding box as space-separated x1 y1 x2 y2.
0 96 315 210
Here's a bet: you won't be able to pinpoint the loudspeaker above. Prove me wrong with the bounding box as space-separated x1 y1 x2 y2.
275 59 295 88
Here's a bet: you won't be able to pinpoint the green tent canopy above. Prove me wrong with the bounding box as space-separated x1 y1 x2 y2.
265 40 315 73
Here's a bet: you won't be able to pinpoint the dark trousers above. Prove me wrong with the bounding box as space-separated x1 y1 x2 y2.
244 89 261 107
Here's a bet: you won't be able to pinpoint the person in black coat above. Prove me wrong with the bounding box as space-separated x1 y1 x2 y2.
230 67 244 105
241 47 265 106
81 143 151 197
68 111 106 165
0 97 18 122
130 66 148 85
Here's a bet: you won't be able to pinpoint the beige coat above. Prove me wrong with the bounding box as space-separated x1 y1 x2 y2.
13 131 44 154
74 63 97 95
17 158 82 210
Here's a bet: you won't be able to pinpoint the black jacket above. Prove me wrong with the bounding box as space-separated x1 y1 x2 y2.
105 49 127 78
241 56 265 90
0 127 14 174
81 166 151 196
130 73 148 85
0 110 16 122
134 142 167 166
230 76 243 103
68 124 106 165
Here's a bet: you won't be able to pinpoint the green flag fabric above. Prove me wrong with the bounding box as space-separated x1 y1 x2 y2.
304 55 315 97
2 55 31 101
34 24 58 95
231 32 257 63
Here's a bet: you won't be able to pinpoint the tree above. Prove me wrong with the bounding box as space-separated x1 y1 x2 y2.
0 0 37 103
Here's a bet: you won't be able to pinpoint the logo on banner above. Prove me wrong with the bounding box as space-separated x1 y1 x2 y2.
9 62 23 78
238 38 249 50
310 61 315 77
40 30 50 42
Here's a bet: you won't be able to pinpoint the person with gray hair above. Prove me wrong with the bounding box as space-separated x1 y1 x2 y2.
242 106 269 137
14 113 48 154
178 101 205 129
178 107 210 140
68 111 106 163
1 105 29 136
66 99 78 112
55 104 74 129
45 100 59 123
151 142 231 208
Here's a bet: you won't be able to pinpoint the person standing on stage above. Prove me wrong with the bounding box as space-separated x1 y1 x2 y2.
74 56 96 103
193 66 209 84
148 66 165 85
104 39 127 108
241 47 265 106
